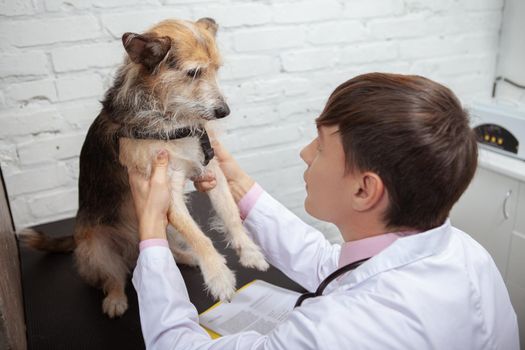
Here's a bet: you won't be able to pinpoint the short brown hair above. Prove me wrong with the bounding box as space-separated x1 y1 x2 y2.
316 73 478 231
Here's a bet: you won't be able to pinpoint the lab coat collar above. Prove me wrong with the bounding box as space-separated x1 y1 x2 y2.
337 219 452 289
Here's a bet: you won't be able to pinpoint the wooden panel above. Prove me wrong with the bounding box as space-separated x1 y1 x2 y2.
0 168 26 350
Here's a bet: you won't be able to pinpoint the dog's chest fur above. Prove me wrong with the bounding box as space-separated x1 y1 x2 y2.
119 136 206 179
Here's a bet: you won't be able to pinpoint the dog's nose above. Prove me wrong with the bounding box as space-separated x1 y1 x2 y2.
214 104 230 119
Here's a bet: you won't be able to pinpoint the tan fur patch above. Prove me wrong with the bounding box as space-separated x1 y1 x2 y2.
150 20 222 70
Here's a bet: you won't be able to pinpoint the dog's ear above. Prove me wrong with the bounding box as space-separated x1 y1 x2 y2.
122 32 171 71
196 17 218 37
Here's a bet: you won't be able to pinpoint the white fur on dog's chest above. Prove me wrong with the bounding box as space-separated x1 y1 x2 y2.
119 137 206 179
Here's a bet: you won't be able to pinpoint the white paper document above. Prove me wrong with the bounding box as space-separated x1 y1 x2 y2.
199 280 301 337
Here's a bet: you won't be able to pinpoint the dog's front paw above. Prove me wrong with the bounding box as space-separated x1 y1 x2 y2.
102 293 128 318
203 264 236 302
239 245 270 271
231 235 269 271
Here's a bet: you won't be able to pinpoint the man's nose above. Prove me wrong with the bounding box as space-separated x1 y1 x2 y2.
300 146 308 164
214 102 230 119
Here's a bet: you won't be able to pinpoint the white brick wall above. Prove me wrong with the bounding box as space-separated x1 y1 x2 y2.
496 0 525 102
0 0 506 243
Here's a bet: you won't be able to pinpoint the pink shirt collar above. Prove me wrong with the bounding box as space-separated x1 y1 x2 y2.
338 231 417 268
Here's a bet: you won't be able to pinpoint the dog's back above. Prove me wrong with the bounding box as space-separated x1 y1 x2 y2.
77 112 129 228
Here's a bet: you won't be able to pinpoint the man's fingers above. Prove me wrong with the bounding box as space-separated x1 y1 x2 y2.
192 170 217 192
206 127 217 140
194 179 217 192
191 172 216 182
150 149 169 185
210 140 231 162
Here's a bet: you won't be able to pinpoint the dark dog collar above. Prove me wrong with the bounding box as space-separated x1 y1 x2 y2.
124 127 214 166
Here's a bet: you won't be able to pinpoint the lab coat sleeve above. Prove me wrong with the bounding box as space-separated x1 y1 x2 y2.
132 245 439 350
242 191 341 292
132 246 321 350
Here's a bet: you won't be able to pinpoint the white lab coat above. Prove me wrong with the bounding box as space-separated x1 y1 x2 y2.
132 191 520 349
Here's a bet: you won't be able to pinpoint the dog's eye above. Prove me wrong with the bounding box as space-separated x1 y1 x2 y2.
187 69 201 79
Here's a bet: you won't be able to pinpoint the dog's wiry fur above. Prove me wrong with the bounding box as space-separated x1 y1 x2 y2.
20 18 268 318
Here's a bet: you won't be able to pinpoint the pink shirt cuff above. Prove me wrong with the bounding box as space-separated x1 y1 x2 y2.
139 238 169 251
238 183 264 220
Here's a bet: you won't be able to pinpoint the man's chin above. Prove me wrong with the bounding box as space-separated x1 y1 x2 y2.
304 198 327 222
304 197 314 217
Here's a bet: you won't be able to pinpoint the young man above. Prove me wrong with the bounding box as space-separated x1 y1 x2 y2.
129 73 519 349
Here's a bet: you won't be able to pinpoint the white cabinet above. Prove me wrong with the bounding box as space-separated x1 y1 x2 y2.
450 150 525 347
507 185 525 349
450 167 519 276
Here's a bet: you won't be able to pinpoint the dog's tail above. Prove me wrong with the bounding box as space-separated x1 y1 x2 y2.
18 228 76 253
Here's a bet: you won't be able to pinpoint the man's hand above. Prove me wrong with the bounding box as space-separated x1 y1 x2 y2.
128 149 171 241
193 140 255 202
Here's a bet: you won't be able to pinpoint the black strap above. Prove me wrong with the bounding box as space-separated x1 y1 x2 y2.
123 127 215 166
294 257 370 308
198 130 215 166
127 127 196 140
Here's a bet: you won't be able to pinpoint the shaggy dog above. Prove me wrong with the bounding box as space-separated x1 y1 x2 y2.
22 18 268 318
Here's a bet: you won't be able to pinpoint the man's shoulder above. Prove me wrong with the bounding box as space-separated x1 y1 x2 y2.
448 225 496 267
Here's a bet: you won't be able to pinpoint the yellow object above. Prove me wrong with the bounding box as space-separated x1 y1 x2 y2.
485 134 490 141
498 138 503 145
202 326 221 339
491 136 496 143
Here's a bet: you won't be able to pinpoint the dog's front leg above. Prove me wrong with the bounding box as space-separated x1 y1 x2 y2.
206 159 269 271
167 170 236 301
166 226 199 266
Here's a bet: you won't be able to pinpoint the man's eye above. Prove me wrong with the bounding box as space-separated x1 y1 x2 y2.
187 69 201 79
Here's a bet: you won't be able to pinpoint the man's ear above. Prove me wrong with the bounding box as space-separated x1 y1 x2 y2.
122 32 171 71
196 17 218 37
352 172 385 212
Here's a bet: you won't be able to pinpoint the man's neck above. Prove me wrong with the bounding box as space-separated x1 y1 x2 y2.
341 227 390 242
337 212 392 242
340 220 416 242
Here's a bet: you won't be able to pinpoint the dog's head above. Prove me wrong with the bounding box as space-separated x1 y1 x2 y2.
106 18 229 132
